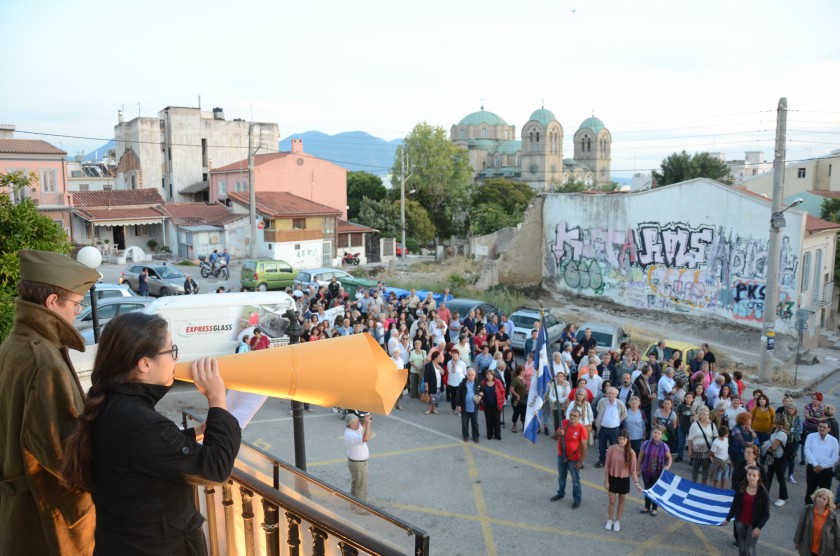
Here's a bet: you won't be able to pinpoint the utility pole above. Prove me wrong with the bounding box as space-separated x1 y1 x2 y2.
758 97 788 383
400 146 407 263
248 122 257 258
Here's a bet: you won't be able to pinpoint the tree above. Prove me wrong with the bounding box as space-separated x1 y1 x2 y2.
0 171 71 340
652 151 732 187
346 171 386 221
389 123 473 242
397 198 435 244
469 178 535 235
357 198 399 237
553 178 587 193
820 198 840 283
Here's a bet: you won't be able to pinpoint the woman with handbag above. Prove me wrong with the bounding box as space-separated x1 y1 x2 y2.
794 488 840 556
764 413 790 507
478 369 505 440
687 406 717 485
422 350 444 415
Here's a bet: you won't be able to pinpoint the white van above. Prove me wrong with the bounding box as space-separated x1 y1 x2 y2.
147 291 298 359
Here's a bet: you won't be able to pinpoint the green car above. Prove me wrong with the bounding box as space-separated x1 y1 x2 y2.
293 268 378 298
240 259 298 291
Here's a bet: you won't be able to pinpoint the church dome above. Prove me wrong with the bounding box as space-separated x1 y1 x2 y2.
578 115 606 135
494 140 521 155
528 108 556 126
458 108 508 127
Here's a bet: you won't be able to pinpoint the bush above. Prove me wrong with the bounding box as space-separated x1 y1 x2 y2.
405 238 420 253
159 245 172 254
177 259 196 266
146 239 158 251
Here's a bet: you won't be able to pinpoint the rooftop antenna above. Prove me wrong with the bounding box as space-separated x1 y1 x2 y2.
198 93 201 110
137 103 141 118
541 97 544 109
480 97 485 111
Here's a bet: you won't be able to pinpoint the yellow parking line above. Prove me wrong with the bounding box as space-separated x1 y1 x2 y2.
691 523 720 556
384 501 708 553
628 520 686 556
464 446 497 556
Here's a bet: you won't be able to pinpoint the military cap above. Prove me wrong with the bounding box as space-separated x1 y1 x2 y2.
19 249 99 295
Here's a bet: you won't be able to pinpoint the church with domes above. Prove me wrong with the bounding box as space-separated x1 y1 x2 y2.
450 106 612 190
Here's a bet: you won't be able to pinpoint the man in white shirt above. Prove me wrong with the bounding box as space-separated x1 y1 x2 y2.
455 335 472 367
594 387 627 467
724 396 747 429
447 350 467 414
657 367 676 408
804 421 840 503
584 364 603 400
501 314 515 338
344 414 372 501
406 289 420 310
579 347 601 370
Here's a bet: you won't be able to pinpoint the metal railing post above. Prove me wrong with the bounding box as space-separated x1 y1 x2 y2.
240 487 255 556
285 512 302 556
222 481 237 556
204 486 220 556
261 498 280 556
309 526 328 556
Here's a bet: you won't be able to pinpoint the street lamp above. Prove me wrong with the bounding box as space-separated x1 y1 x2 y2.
77 246 103 343
770 198 804 229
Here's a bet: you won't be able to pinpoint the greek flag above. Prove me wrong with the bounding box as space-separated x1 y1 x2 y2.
644 470 734 525
523 322 552 444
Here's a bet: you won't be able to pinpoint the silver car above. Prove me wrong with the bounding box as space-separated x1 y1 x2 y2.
75 297 154 345
510 307 564 352
120 264 187 296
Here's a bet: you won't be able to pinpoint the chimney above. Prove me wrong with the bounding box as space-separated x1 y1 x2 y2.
0 124 15 139
118 109 124 123
291 138 303 154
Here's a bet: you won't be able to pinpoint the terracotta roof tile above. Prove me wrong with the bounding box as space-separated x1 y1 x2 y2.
227 191 340 218
72 189 165 207
75 207 168 221
806 214 840 233
165 202 246 226
338 219 375 233
0 139 66 155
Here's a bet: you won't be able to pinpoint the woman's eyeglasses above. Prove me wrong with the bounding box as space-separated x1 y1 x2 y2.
158 345 179 360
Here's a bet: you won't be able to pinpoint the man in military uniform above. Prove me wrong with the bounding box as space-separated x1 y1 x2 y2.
0 249 99 555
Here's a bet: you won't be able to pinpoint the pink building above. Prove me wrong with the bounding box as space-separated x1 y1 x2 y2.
209 139 347 219
0 130 72 237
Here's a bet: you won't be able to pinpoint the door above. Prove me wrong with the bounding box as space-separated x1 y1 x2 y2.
113 226 126 250
262 262 278 289
322 240 333 266
277 261 295 288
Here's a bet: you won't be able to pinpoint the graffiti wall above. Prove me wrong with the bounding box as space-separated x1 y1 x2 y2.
542 179 805 333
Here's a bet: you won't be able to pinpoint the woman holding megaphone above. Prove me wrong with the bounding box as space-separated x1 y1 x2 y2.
62 312 241 555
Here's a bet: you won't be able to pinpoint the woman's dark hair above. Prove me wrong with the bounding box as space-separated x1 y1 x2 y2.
514 364 525 378
740 465 765 493
62 313 169 491
619 429 632 466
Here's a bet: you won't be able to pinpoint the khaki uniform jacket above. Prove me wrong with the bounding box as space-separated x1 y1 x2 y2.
0 300 95 555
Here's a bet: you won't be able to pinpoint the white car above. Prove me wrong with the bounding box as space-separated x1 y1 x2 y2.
510 307 564 352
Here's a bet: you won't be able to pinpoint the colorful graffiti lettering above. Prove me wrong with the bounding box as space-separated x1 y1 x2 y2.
560 259 604 293
730 280 794 322
646 266 720 308
636 223 714 269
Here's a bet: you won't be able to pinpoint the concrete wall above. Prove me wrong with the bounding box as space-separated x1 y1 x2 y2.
115 117 162 191
542 179 806 335
743 152 840 197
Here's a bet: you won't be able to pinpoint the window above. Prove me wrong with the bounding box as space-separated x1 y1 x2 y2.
40 169 56 192
801 252 811 291
459 128 465 139
201 139 208 167
798 167 806 178
264 263 277 273
516 156 521 166
293 218 306 230
814 249 823 291
278 263 292 273
829 164 832 177
504 130 509 139
103 184 112 191
78 184 89 191
323 217 335 234
338 234 349 248
494 157 500 167
134 224 150 236
219 180 227 194
480 128 488 138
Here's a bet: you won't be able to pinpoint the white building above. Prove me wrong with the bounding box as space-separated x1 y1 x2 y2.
710 151 774 184
742 149 840 198
113 106 279 203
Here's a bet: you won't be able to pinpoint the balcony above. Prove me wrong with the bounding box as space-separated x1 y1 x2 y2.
32 191 68 207
263 228 323 243
812 281 834 307
182 411 429 556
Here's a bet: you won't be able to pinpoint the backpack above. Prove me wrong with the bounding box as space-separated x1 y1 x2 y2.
782 435 795 461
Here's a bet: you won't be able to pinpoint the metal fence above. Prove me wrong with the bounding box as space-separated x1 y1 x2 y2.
182 411 429 556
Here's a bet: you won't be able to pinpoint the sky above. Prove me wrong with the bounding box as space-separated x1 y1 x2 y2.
2 0 839 180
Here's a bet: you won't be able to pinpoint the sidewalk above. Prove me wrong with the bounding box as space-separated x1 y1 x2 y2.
744 345 840 401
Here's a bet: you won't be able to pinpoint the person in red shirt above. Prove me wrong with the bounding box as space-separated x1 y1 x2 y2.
551 408 588 509
250 328 270 350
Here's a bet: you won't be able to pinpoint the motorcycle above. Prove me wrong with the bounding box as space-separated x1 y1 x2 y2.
341 252 360 266
334 407 371 421
198 255 230 279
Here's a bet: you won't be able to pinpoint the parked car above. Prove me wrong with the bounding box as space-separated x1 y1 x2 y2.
81 283 135 307
644 340 701 364
396 242 409 256
76 297 155 345
446 299 502 325
293 268 378 298
575 322 630 353
510 307 564 352
240 259 298 291
120 264 187 296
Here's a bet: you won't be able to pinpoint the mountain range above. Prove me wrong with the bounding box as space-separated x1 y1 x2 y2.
79 131 401 178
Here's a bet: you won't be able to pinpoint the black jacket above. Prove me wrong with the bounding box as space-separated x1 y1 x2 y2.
726 486 770 529
91 383 241 555
455 378 480 411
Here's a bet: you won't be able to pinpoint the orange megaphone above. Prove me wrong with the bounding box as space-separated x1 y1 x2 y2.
174 333 406 415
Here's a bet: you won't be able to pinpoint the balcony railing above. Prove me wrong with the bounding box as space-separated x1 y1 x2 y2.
812 281 834 307
182 411 429 556
32 191 69 206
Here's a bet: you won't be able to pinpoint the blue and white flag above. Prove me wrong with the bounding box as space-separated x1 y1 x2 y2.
644 470 734 525
523 323 552 444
